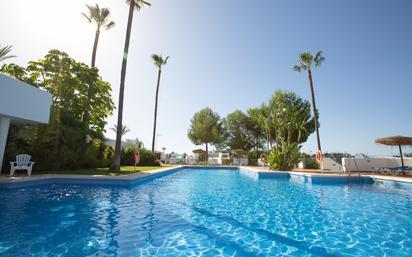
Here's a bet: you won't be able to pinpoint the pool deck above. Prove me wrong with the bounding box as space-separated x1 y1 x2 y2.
0 165 411 188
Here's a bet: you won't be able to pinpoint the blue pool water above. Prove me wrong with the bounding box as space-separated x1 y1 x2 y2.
0 168 411 256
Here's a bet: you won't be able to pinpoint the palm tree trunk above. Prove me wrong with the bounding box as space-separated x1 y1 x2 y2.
91 29 100 67
307 69 322 151
111 1 135 172
151 68 162 152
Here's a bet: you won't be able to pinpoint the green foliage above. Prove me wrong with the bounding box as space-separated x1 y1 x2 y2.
269 90 316 145
293 51 325 72
301 154 320 169
188 107 224 151
245 90 317 151
267 142 301 171
223 110 259 151
152 54 169 69
120 145 159 166
1 50 115 171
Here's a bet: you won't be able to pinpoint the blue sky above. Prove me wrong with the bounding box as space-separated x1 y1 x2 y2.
1 0 411 156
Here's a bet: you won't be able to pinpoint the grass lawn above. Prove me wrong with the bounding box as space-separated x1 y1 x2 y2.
36 166 169 176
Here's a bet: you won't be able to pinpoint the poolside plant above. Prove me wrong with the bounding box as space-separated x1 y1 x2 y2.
293 51 325 152
151 54 169 152
112 0 151 172
267 142 301 171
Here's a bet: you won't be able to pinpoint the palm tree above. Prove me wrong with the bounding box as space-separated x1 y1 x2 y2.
81 4 115 67
81 4 114 128
0 45 16 62
111 0 151 172
110 124 130 136
293 51 325 151
151 54 169 152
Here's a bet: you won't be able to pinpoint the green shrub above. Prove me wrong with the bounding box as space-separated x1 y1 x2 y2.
302 157 319 169
222 159 232 165
120 146 160 166
267 142 301 171
139 148 160 166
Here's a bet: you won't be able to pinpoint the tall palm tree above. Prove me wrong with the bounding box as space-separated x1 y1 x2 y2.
151 54 169 152
293 51 325 151
81 4 115 67
111 0 151 172
0 45 16 62
81 4 115 128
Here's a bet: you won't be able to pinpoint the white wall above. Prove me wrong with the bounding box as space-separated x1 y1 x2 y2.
0 74 52 173
0 74 52 123
342 157 412 172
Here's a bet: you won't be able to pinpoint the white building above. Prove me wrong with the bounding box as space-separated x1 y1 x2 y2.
208 152 230 165
0 74 52 173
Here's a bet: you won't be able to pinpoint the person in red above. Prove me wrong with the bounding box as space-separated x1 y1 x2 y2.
258 153 267 167
134 144 141 169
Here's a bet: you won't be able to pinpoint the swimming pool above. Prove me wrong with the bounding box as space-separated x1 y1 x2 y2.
0 167 411 256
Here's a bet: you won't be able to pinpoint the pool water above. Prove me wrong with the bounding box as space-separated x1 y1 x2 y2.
0 168 411 256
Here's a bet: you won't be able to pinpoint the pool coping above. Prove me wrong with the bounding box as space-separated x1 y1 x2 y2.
1 165 411 189
0 166 184 189
239 166 412 184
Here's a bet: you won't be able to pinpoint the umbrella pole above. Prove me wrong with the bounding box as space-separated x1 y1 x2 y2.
399 144 405 174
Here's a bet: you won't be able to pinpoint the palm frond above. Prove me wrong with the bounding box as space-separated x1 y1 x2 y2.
314 50 325 67
81 12 92 23
151 54 169 68
105 21 115 30
82 4 115 31
127 0 151 10
292 65 302 72
0 45 16 62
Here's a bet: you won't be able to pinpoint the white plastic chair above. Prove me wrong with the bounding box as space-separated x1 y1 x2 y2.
10 154 35 176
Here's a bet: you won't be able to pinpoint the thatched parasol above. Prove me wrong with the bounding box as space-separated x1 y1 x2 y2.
192 149 206 154
231 149 248 157
375 135 412 170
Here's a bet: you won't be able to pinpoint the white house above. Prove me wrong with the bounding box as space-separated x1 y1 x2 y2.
0 74 52 173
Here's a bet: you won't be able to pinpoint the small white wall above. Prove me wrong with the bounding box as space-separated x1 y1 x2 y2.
321 158 343 172
342 157 412 172
0 74 52 123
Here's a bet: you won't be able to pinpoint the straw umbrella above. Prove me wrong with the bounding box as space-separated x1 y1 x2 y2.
375 135 412 170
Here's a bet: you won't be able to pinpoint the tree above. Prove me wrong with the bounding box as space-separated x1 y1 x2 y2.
112 0 151 172
151 54 169 152
81 4 115 67
110 124 130 136
269 90 316 146
293 51 325 152
188 108 223 163
0 45 15 62
81 4 115 129
1 50 114 170
223 110 256 151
